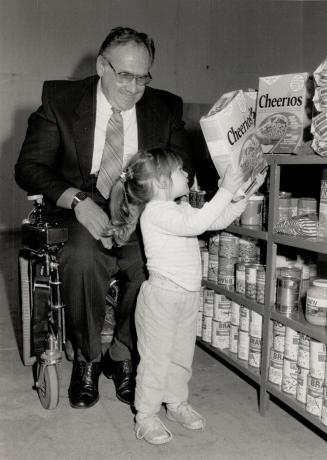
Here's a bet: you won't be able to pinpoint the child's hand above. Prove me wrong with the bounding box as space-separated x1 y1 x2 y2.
249 170 267 196
220 166 246 195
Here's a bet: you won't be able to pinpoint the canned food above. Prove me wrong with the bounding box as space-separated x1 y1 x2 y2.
219 232 239 258
256 268 266 304
276 276 301 315
211 320 230 349
235 263 247 295
238 237 258 262
245 264 264 300
229 324 239 353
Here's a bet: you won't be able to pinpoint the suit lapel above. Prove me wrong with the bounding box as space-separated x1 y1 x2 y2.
136 88 158 150
72 76 98 183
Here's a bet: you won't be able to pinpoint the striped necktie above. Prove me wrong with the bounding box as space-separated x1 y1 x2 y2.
96 107 124 199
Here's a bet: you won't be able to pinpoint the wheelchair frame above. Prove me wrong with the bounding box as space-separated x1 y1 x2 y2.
18 195 68 409
18 195 119 409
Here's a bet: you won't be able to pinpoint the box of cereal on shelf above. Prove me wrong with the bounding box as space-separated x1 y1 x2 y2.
200 90 266 186
256 73 313 154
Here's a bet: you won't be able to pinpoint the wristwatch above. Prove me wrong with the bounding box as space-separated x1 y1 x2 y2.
71 191 88 210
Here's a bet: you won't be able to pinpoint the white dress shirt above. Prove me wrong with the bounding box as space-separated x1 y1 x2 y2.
91 80 138 174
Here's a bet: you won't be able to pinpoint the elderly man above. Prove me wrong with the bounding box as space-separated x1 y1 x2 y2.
15 27 193 409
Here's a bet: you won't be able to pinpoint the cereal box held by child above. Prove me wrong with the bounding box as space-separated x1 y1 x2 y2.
256 73 313 154
200 90 266 196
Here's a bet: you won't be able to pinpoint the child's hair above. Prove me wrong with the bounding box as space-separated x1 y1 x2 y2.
109 147 182 246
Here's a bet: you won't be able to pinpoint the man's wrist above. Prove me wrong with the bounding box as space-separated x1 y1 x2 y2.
71 191 88 210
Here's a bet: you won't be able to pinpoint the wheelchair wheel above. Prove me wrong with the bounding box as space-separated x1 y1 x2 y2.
18 254 36 366
36 363 60 410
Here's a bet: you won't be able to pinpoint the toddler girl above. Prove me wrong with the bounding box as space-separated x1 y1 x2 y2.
109 147 265 445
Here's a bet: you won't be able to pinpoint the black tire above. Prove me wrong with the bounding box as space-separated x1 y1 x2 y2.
36 363 60 410
18 254 36 366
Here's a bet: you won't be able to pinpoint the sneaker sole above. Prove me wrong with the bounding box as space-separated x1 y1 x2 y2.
166 412 204 430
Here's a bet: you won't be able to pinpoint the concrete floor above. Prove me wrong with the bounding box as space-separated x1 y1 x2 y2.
0 232 326 460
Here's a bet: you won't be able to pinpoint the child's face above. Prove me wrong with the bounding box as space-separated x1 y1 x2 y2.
169 165 189 199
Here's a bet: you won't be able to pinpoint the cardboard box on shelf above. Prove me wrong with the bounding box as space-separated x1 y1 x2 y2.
200 90 265 187
256 73 313 154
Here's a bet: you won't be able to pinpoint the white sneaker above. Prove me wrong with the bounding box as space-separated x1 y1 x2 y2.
135 415 173 445
166 402 206 430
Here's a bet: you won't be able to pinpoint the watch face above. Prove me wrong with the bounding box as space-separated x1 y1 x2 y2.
76 192 87 200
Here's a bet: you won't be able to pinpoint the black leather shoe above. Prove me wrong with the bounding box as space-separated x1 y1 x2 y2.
102 352 133 404
68 361 101 409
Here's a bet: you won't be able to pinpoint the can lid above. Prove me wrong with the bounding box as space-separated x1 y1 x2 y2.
312 279 327 288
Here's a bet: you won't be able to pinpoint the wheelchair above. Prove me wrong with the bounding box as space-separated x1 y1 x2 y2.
18 195 119 409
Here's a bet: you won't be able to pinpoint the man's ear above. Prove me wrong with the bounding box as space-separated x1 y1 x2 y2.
96 55 105 77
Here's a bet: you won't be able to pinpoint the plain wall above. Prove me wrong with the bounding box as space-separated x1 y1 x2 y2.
1 0 327 230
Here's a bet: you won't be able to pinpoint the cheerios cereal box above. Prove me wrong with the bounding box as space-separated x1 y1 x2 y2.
256 73 313 154
200 90 266 185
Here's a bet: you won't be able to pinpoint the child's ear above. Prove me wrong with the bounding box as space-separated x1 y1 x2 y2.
155 177 169 189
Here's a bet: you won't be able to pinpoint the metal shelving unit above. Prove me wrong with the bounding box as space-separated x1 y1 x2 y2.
197 154 327 435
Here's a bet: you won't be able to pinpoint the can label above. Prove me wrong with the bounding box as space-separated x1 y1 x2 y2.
211 320 230 349
256 269 266 304
201 315 212 343
237 330 249 361
213 293 231 322
219 232 239 258
239 306 250 332
296 366 309 404
208 234 220 255
208 257 219 282
201 249 209 279
297 334 310 369
281 358 298 395
235 263 246 294
249 336 262 368
284 327 299 360
229 324 239 353
268 348 284 385
203 289 214 317
249 311 262 338
231 302 241 325
306 375 324 417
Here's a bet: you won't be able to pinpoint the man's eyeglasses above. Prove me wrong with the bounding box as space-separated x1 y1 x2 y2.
102 56 152 86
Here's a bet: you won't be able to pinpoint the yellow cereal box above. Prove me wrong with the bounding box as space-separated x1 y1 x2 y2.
256 73 313 154
200 90 265 183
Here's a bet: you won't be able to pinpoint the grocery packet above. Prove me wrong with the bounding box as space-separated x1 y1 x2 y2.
256 73 313 154
200 90 266 199
311 57 327 156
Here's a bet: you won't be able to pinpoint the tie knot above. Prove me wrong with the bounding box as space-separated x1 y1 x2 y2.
112 107 121 114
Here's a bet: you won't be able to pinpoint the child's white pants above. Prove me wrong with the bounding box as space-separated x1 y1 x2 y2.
134 273 200 415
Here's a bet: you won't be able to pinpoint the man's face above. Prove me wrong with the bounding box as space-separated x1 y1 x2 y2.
97 42 152 111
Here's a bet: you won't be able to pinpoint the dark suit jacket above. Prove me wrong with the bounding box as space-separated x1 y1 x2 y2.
15 75 193 207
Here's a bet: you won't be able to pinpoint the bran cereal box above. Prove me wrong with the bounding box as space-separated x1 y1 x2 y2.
256 73 313 154
200 90 266 189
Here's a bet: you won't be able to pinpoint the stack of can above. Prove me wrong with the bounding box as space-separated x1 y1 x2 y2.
211 293 232 349
217 232 239 290
296 333 310 404
306 339 326 419
208 233 220 283
281 327 299 396
248 311 263 368
268 321 327 426
201 288 215 343
268 321 286 385
229 301 240 354
238 306 250 361
199 239 209 280
196 286 205 337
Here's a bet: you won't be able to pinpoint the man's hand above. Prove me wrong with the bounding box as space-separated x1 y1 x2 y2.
74 198 110 240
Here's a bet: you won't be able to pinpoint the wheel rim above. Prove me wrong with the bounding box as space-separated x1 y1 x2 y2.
37 364 60 410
